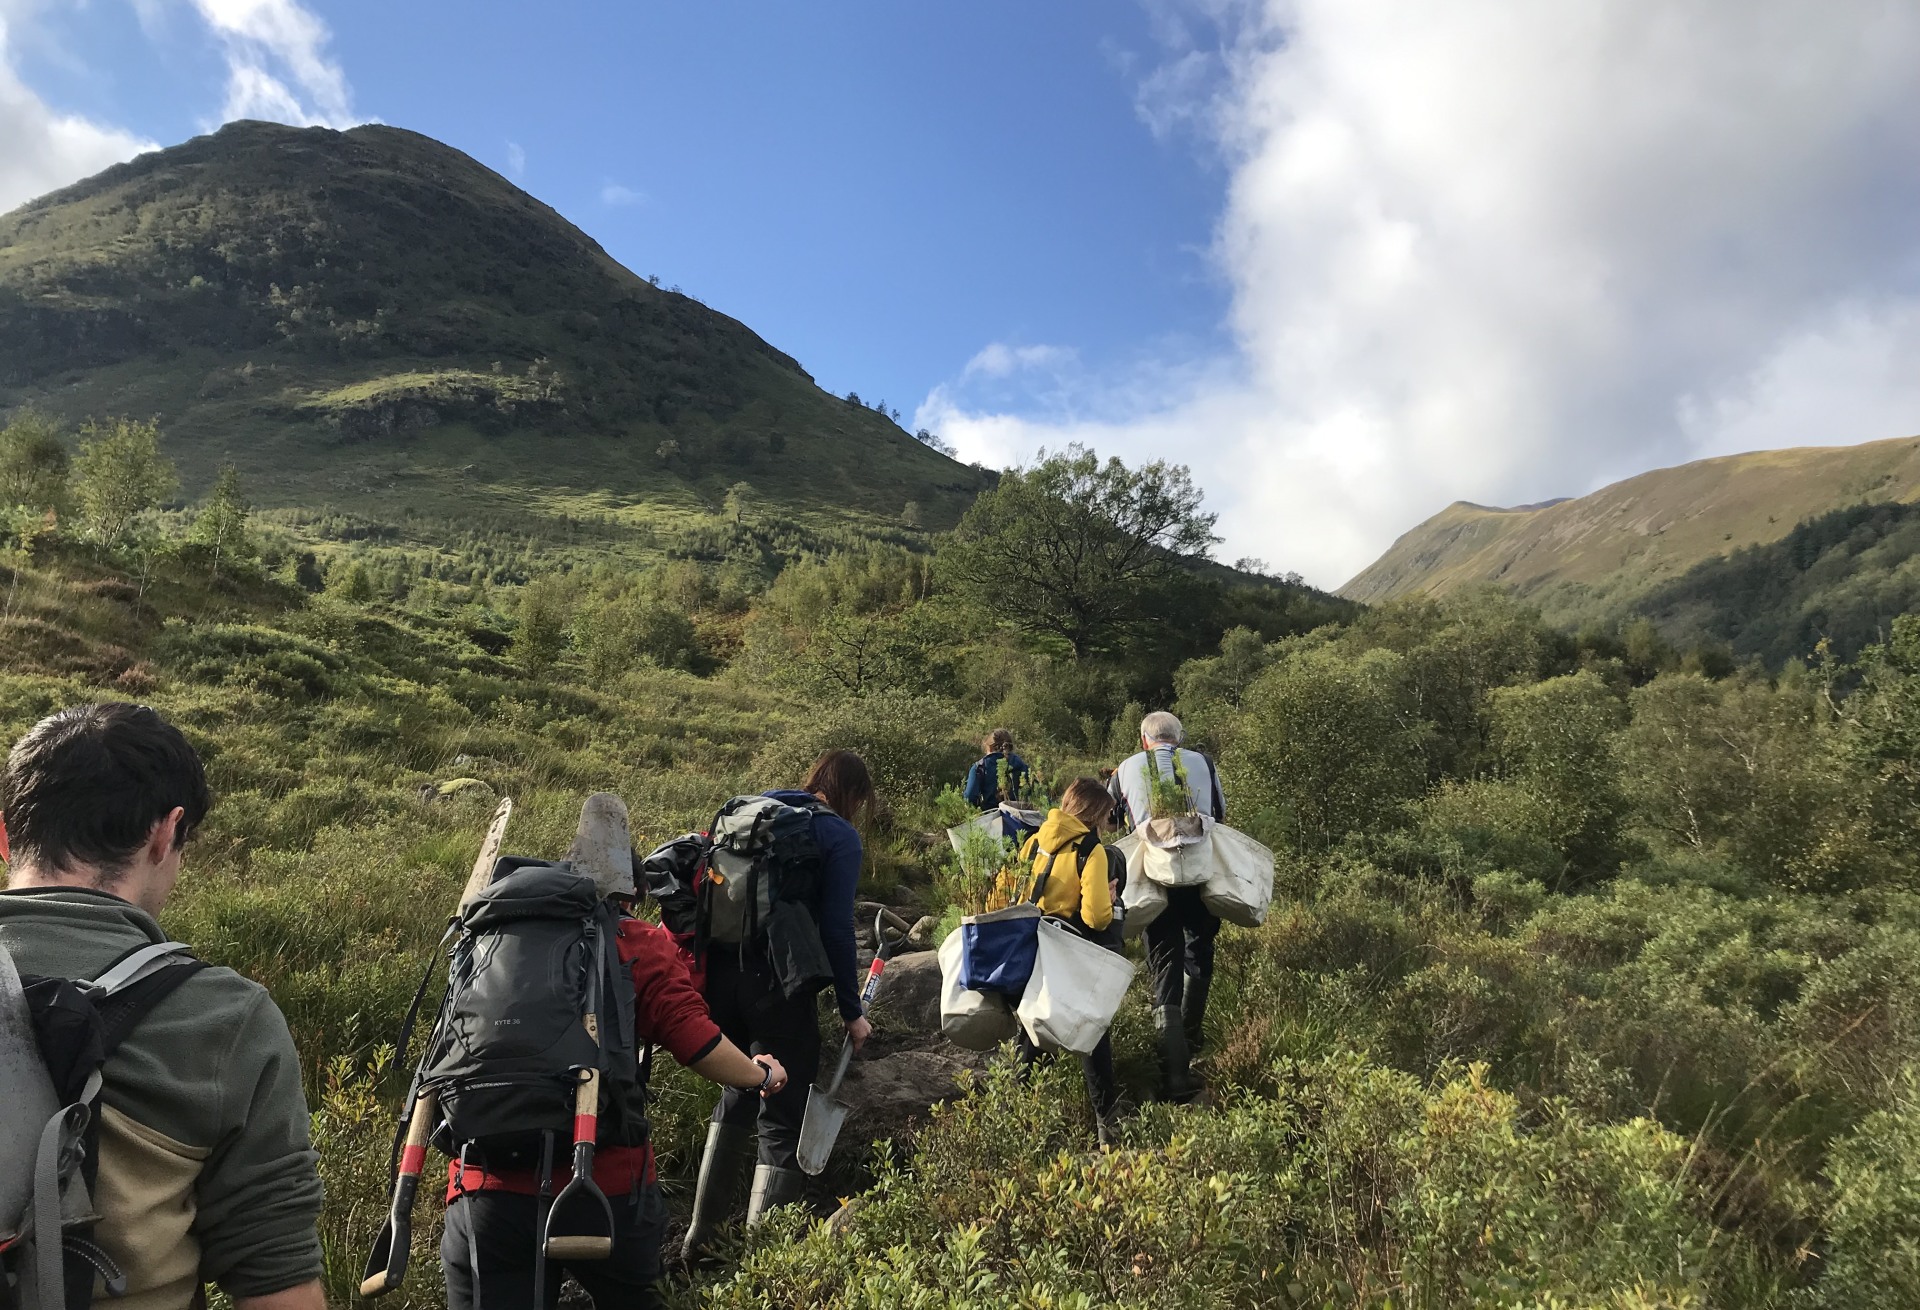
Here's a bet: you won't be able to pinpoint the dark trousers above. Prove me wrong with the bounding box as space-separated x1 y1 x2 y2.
441 1185 663 1310
1016 1029 1118 1116
1145 887 1220 1012
703 948 823 1168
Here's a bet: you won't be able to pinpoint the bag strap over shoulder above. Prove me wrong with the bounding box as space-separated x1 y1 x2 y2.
1145 748 1194 808
1198 751 1226 821
1025 831 1100 906
89 941 207 1065
1024 849 1059 906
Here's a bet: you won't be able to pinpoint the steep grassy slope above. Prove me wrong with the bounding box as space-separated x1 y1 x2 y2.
1342 435 1920 623
0 120 987 550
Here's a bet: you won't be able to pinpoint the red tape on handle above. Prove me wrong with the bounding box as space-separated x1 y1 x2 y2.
398 1143 427 1177
860 957 886 1006
573 1114 596 1145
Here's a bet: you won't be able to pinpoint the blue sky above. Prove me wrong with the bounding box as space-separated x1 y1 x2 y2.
6 2 1920 585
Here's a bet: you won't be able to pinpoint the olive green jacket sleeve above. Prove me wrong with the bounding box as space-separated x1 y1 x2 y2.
192 990 325 1297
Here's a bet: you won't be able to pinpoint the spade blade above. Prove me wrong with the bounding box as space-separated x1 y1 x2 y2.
569 792 635 897
796 1035 857 1176
795 1087 851 1176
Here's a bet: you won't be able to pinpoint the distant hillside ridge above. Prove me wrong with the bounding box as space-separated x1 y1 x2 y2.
1629 500 1920 668
0 120 988 542
1341 435 1920 624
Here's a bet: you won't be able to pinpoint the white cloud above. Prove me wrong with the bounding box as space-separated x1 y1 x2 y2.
928 1 1920 589
1679 299 1920 457
962 342 1074 381
505 141 526 179
0 12 157 213
0 0 360 217
600 182 642 207
189 0 355 127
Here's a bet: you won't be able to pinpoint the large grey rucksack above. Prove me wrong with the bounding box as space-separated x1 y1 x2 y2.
700 794 836 998
1 940 204 1310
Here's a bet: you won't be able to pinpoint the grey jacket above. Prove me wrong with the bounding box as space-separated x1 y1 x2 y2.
1109 746 1226 829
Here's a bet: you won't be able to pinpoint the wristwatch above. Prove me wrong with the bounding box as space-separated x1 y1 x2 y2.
755 1061 774 1091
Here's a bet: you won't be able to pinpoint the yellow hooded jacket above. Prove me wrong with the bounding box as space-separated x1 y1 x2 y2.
990 809 1115 931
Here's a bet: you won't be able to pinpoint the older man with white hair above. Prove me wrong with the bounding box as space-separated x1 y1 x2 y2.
1108 710 1225 1102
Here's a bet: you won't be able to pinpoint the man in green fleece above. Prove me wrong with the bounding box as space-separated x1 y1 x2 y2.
0 703 324 1310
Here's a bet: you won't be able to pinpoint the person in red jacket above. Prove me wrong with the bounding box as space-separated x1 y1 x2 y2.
439 915 786 1310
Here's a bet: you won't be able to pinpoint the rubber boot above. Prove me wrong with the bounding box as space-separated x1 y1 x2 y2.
680 1122 754 1263
745 1163 806 1227
1155 1005 1199 1103
1182 974 1211 1057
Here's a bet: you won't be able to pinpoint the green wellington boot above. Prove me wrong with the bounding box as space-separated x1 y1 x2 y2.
1155 1004 1200 1103
680 1122 754 1263
1182 975 1211 1057
745 1162 807 1227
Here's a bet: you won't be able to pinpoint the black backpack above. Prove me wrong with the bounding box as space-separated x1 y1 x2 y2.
2 939 206 1310
637 834 707 940
415 859 649 1170
697 795 836 999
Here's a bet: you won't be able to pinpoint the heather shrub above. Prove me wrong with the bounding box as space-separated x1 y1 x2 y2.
685 1053 1777 1309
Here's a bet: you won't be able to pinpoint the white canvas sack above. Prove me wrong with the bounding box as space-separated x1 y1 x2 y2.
1202 823 1275 928
1113 832 1166 939
1140 813 1215 887
944 804 1046 857
1016 918 1136 1055
937 929 1019 1051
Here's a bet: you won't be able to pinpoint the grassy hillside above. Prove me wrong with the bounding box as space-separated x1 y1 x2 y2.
0 120 988 556
1342 435 1920 625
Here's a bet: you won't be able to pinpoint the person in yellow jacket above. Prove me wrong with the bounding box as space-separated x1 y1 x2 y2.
990 777 1125 1141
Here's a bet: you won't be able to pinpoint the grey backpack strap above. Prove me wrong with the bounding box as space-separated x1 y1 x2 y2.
30 1107 77 1310
91 942 207 1068
89 941 193 996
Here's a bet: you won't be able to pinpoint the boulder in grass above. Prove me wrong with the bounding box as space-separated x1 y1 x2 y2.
871 949 942 1034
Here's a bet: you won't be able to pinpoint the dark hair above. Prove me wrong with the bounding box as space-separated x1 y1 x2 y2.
986 729 1014 754
801 750 875 824
1060 778 1112 828
1 703 210 878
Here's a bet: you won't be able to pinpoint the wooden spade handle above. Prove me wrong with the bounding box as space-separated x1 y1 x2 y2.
572 1067 600 1146
357 1090 437 1297
456 798 516 912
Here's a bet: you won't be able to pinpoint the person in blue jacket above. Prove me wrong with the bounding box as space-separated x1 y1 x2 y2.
962 729 1029 810
682 749 873 1259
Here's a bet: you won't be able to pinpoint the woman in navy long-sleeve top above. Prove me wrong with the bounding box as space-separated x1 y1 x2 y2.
682 749 874 1259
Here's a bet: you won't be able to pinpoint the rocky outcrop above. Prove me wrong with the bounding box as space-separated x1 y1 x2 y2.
828 1037 986 1173
871 949 942 1035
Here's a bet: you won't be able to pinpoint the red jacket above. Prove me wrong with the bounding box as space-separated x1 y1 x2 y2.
447 917 723 1199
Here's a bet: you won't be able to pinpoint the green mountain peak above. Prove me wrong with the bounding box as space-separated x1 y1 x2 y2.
0 119 985 543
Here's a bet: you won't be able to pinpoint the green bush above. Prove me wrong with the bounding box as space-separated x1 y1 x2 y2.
752 690 972 816
155 620 345 702
689 1052 1776 1309
1487 670 1630 880
1419 777 1567 882
1822 1071 1920 1308
1225 646 1428 853
576 590 702 678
